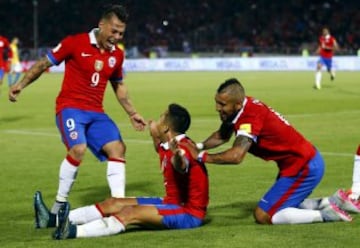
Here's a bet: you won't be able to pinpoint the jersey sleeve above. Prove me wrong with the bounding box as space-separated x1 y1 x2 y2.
109 50 124 83
235 102 267 142
47 36 75 65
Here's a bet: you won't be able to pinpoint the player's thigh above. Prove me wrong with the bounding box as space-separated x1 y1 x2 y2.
87 115 123 153
98 197 139 215
116 205 163 227
56 108 88 149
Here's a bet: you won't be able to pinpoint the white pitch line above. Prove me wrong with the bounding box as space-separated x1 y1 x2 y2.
1 129 152 144
1 129 353 156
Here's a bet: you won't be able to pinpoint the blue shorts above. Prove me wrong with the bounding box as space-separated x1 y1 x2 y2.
137 197 203 229
258 150 325 217
56 108 122 161
0 68 5 79
318 57 332 71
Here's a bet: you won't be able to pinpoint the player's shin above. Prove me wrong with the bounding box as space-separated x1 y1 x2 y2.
350 146 360 199
51 156 80 214
107 158 126 198
69 205 103 225
76 216 125 238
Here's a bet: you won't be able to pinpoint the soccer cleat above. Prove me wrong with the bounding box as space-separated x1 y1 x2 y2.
53 202 76 240
330 75 335 81
320 202 352 222
331 189 360 213
34 191 51 228
313 85 321 90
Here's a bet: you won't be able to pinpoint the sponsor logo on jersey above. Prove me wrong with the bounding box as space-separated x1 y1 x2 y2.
239 123 251 133
94 60 103 71
108 56 116 68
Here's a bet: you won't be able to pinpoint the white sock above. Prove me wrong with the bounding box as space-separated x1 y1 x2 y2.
315 71 322 88
50 158 79 214
76 216 125 238
351 147 360 198
271 208 323 224
330 70 335 77
299 197 329 210
107 160 126 198
56 158 79 201
69 205 103 225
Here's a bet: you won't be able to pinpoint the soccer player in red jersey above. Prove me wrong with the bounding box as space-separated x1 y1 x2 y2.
191 78 352 224
0 35 12 90
9 5 146 223
314 27 339 89
34 103 209 239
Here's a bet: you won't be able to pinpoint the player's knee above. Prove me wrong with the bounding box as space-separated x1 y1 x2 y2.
104 141 126 158
69 144 87 160
254 207 271 225
115 206 136 225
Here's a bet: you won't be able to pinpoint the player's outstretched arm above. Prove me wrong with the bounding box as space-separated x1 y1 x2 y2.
9 56 52 102
197 130 229 151
199 135 253 165
111 82 146 131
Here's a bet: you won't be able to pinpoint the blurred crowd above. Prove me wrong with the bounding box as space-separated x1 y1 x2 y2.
1 0 359 58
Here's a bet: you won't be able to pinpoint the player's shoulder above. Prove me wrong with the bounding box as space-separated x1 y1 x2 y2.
61 32 88 44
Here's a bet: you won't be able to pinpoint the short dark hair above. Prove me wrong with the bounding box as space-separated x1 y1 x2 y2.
167 103 191 134
101 4 129 23
217 78 242 93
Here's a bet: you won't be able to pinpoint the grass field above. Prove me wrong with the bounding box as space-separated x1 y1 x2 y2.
0 71 359 248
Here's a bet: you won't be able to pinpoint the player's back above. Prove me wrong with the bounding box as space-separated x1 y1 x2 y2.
234 97 316 176
159 136 209 219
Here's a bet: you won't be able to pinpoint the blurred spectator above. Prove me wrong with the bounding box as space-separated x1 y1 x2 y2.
0 0 359 57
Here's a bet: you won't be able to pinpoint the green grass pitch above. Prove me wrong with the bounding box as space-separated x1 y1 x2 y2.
0 71 359 247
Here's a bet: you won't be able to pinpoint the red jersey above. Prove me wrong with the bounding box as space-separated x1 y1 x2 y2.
319 35 336 59
0 36 11 70
232 97 316 177
157 134 209 219
47 29 124 113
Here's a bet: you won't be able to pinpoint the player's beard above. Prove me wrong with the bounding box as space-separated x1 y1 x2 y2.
218 111 238 140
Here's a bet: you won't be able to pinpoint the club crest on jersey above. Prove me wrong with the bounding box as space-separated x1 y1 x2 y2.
108 56 116 68
94 60 104 71
239 124 251 133
69 131 78 140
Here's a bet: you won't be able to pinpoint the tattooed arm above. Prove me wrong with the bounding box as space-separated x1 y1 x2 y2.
201 135 253 165
9 56 52 102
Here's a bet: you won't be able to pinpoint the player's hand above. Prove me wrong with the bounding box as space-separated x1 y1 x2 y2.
8 83 22 102
129 113 146 131
177 140 200 161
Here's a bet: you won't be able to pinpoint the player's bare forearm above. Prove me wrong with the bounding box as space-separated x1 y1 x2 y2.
18 57 52 89
207 136 252 164
202 131 227 150
112 82 137 115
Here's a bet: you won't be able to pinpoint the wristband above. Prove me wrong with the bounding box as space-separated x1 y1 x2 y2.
196 142 204 150
197 151 208 163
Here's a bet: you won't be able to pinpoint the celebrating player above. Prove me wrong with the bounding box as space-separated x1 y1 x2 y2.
314 27 339 89
189 78 353 224
33 103 209 239
9 4 146 223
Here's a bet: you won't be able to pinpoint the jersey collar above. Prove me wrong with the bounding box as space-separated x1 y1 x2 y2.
160 134 186 150
232 97 248 124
